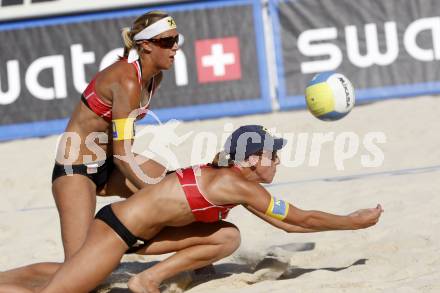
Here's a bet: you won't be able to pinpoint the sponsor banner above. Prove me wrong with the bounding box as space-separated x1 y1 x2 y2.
270 0 440 109
0 0 271 140
0 0 189 21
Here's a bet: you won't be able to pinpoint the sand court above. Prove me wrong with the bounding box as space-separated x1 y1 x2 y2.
1 96 439 292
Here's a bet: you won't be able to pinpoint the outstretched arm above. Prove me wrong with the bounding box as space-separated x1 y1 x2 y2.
244 205 324 233
281 202 383 231
235 182 383 232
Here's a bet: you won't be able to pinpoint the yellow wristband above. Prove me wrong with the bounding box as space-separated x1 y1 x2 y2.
265 196 289 221
112 118 135 141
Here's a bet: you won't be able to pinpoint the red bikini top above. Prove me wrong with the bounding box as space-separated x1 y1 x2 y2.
81 59 154 122
177 165 239 223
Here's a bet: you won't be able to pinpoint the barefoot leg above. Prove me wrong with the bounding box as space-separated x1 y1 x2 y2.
0 284 34 293
0 262 60 291
40 220 127 293
128 221 240 293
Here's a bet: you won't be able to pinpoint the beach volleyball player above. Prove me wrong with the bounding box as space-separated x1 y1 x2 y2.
0 125 383 293
2 11 197 283
53 11 182 260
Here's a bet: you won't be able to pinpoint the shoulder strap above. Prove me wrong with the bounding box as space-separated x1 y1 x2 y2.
131 60 142 85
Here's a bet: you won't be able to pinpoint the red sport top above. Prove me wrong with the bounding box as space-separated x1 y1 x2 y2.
177 165 238 223
81 59 154 122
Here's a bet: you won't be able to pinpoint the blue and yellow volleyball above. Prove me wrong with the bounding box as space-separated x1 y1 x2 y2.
305 72 355 121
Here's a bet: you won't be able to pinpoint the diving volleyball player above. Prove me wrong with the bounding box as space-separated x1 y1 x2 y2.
0 125 383 293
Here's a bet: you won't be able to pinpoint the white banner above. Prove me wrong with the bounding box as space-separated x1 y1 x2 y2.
0 0 189 21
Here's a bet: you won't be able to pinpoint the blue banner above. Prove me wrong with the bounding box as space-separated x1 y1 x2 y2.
0 0 271 140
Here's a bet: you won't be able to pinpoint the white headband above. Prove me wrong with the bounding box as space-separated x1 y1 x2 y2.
133 16 177 41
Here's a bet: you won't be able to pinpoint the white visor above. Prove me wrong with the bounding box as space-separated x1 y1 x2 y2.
133 16 177 41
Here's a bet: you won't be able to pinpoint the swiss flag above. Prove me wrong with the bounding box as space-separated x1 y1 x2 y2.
195 37 242 83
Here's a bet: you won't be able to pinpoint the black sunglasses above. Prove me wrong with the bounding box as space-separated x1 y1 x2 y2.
147 35 179 49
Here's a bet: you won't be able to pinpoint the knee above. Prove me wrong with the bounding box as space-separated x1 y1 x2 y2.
30 262 61 276
216 224 241 254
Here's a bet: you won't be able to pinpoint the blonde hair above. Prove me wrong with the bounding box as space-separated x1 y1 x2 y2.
120 11 169 59
209 151 235 169
209 149 267 170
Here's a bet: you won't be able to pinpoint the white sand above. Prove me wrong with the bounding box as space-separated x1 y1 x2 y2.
1 96 440 292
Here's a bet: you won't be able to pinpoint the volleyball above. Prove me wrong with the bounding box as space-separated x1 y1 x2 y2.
305 72 355 121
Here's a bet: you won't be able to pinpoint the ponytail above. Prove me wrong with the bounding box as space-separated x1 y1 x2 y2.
208 151 235 169
121 27 134 59
119 11 169 60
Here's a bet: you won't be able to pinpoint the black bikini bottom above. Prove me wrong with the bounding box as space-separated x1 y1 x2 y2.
52 158 114 189
95 204 150 254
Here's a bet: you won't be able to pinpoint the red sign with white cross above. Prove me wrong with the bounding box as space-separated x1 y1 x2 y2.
195 37 242 83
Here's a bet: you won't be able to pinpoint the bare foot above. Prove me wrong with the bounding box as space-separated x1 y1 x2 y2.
128 273 160 293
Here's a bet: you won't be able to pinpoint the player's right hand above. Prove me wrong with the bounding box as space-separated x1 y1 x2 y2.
348 204 384 229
